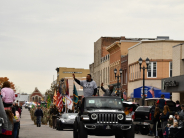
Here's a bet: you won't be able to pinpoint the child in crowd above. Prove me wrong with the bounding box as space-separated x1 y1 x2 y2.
1 81 15 107
2 110 17 138
167 115 174 127
164 115 174 138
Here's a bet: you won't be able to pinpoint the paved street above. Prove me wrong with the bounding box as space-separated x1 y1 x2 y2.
19 109 151 138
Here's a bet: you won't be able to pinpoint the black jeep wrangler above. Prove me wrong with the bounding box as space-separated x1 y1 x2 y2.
73 96 134 138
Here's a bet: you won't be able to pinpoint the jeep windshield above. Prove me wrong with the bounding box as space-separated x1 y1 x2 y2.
85 97 123 109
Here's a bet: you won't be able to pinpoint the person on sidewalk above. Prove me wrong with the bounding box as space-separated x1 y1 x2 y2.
1 81 15 107
156 94 166 111
2 110 18 138
73 74 97 97
13 107 20 138
179 104 184 119
160 105 170 137
0 96 8 138
152 107 160 138
34 105 43 127
101 83 115 96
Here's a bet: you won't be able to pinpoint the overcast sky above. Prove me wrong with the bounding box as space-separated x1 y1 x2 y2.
1 0 184 94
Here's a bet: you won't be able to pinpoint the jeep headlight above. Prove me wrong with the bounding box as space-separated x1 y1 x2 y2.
117 114 124 120
91 113 98 120
61 119 65 123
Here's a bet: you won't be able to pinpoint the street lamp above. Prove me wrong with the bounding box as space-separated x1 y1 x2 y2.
114 68 123 98
138 57 150 106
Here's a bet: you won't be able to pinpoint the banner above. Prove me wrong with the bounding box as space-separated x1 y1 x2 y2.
73 84 78 104
65 95 73 110
47 95 51 109
60 79 69 95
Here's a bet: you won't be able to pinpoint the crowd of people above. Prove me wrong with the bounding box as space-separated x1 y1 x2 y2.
30 104 59 128
150 95 184 138
0 81 21 138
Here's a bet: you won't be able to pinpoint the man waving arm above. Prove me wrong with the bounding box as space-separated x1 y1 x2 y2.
73 74 83 86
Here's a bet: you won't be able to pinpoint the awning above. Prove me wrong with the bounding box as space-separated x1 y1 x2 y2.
133 86 170 98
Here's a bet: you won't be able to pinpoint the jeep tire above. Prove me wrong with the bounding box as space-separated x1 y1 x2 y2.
78 121 88 138
124 123 135 138
73 121 78 138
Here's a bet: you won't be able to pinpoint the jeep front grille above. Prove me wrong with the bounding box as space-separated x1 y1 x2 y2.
97 114 118 124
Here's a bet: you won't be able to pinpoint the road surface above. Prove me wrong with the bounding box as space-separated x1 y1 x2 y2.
19 108 152 138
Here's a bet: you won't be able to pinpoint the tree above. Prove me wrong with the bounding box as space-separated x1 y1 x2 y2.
0 77 16 92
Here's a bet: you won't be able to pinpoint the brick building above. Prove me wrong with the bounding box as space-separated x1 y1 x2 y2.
121 55 128 93
29 87 44 102
106 40 140 86
128 40 184 104
91 37 123 95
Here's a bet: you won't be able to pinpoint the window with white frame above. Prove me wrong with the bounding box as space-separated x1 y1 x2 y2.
170 62 172 77
147 62 157 78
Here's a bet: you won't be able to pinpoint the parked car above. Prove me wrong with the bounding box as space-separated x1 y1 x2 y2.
73 96 135 138
28 103 36 111
145 98 177 114
25 102 29 109
56 113 78 130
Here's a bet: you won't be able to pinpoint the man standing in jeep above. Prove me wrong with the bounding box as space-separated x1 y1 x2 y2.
72 74 97 97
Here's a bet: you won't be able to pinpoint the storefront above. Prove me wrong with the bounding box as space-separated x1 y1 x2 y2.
161 75 184 104
132 86 170 105
134 86 170 98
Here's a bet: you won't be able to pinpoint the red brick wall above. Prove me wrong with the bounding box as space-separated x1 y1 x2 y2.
30 93 43 102
121 55 128 92
109 46 121 84
101 37 123 57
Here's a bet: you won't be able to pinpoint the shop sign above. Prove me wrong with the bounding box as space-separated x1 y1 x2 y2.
164 81 179 87
63 72 82 74
163 80 179 90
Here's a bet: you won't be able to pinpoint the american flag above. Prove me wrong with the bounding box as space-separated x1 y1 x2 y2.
123 91 127 100
57 89 63 112
149 87 155 98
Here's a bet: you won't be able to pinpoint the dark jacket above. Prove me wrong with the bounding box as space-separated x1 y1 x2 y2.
18 107 21 115
153 113 160 123
34 109 43 117
179 110 184 119
157 99 166 110
160 112 169 122
50 108 59 115
0 97 8 134
151 105 156 120
101 86 113 96
168 119 173 125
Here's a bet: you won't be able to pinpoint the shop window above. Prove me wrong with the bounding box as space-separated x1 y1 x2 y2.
147 62 157 78
169 62 172 77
